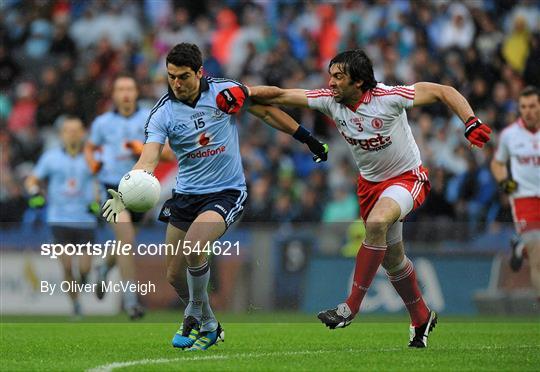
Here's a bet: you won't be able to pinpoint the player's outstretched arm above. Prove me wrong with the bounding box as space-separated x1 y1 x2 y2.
249 87 310 108
216 85 309 114
413 82 492 148
247 104 328 163
247 104 299 135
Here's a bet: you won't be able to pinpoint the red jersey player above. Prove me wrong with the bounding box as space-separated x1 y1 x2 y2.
216 49 491 348
491 86 540 302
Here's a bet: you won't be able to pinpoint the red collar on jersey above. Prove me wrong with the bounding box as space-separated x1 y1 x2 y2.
518 117 539 134
346 89 372 112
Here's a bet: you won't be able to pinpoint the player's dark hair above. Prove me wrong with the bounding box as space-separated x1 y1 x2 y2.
519 86 539 99
166 43 203 73
329 50 377 92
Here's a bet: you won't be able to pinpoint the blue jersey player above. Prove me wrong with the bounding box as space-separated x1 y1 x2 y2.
102 43 328 350
84 74 149 320
25 116 98 317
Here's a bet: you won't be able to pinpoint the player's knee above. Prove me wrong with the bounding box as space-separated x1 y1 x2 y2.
365 217 392 238
184 252 207 267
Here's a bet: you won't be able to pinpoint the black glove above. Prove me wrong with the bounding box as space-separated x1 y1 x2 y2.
293 126 328 163
499 179 518 194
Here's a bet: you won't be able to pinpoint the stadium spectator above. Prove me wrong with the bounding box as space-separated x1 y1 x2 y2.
0 44 20 91
50 21 77 59
438 3 475 50
24 18 54 59
211 8 239 67
322 186 358 223
502 15 531 73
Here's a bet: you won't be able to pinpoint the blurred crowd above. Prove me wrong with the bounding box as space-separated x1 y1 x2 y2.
1 0 539 242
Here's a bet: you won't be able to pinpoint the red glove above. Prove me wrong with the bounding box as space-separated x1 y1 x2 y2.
216 85 249 114
464 116 491 148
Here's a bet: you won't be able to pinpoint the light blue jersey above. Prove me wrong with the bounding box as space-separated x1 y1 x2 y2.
145 77 247 194
33 148 97 227
89 108 149 185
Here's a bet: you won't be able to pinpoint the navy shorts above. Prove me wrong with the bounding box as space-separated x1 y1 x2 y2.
51 226 95 245
103 183 146 223
159 189 248 232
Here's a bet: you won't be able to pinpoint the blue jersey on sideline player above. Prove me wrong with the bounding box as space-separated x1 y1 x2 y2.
89 107 149 186
33 146 97 227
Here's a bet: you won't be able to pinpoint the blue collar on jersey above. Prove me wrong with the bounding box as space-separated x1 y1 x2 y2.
168 77 209 108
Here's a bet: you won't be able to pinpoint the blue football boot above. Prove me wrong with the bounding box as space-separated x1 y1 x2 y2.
172 316 200 349
187 323 224 351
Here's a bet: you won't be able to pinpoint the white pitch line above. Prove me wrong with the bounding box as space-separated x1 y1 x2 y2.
87 355 228 372
87 345 540 372
87 350 342 372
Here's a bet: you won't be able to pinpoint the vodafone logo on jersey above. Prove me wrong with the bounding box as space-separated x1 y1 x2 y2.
339 131 392 151
188 132 226 158
188 146 226 159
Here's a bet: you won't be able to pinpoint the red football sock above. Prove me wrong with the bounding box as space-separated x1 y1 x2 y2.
387 257 429 327
345 243 387 314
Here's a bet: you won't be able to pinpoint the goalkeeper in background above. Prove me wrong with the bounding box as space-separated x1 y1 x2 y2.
84 73 150 319
491 86 540 302
25 116 98 317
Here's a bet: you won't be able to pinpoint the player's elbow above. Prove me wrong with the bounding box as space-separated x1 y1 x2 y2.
439 85 458 102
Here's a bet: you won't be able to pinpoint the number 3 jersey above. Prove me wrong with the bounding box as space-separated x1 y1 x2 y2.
307 83 421 182
145 77 246 194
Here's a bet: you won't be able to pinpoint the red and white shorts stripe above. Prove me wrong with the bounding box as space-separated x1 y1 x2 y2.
357 165 431 221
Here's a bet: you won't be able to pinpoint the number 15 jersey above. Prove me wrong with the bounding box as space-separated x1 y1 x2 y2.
307 83 421 182
145 77 246 194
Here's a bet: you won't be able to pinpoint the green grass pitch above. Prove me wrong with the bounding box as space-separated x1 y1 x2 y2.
1 312 539 371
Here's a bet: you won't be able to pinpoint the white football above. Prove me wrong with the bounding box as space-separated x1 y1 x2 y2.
118 170 161 213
